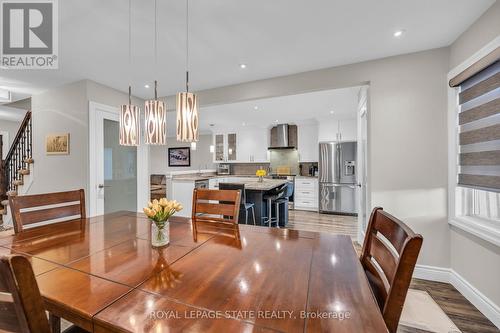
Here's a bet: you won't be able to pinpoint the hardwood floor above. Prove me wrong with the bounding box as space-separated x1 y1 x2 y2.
287 209 358 238
408 279 499 333
287 209 499 333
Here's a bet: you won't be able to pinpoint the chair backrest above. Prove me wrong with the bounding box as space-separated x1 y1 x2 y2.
360 207 423 333
191 189 241 240
284 182 294 198
218 183 246 205
0 255 52 333
9 189 86 233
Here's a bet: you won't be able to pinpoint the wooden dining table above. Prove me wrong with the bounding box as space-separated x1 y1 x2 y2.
0 211 387 332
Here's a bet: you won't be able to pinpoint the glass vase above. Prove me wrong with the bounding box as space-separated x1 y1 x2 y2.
151 220 169 247
258 176 264 183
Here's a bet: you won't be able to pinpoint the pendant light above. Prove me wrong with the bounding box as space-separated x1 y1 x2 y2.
176 0 199 143
145 0 166 145
119 0 140 146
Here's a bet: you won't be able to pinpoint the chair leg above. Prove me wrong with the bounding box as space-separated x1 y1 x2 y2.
251 206 256 225
49 313 61 333
245 208 248 225
268 199 272 227
275 202 280 228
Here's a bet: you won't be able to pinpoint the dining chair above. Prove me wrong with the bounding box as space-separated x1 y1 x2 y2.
360 207 423 333
262 184 287 227
9 189 86 233
0 254 87 333
191 189 241 241
218 183 256 225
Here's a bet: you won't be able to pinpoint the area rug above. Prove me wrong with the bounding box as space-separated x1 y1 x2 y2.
400 289 461 333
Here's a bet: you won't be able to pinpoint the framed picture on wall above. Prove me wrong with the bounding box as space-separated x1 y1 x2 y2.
168 147 191 167
46 133 70 155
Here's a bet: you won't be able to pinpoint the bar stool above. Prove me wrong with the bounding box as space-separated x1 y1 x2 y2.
274 182 294 226
219 183 256 225
262 184 287 228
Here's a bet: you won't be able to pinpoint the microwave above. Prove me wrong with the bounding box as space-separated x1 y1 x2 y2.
217 164 231 175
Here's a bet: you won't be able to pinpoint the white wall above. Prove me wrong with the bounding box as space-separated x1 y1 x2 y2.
29 80 145 211
448 2 500 310
31 81 89 201
149 134 215 174
449 1 500 70
0 119 21 157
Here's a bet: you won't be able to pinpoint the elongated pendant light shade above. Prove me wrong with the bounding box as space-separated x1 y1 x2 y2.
120 86 140 146
176 91 198 142
145 81 167 144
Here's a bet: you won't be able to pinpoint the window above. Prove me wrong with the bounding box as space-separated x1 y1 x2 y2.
449 50 500 246
472 189 500 222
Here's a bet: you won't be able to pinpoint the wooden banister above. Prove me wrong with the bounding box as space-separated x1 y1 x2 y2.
4 111 31 164
1 111 32 196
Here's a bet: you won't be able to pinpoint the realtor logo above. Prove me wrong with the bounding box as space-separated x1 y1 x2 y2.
0 0 58 69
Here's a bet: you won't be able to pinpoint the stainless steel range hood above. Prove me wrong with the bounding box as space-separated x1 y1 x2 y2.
268 124 297 149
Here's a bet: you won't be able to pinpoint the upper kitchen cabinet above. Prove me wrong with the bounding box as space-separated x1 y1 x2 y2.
237 128 269 163
213 133 237 162
298 123 319 162
214 134 225 162
228 133 237 160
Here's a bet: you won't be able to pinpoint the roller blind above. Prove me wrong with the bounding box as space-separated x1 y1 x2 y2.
457 60 500 192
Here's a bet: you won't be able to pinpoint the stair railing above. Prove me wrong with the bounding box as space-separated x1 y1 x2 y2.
2 111 32 195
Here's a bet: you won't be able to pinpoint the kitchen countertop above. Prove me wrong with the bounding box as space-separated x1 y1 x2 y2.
171 175 289 191
171 174 262 182
231 179 289 191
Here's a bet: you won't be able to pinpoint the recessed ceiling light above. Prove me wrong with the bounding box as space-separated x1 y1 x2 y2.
239 63 247 69
393 30 405 38
274 119 279 123
329 110 334 114
254 106 259 110
242 122 246 126
144 84 150 88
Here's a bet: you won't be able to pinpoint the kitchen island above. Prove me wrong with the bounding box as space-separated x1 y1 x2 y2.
169 174 290 226
239 179 289 226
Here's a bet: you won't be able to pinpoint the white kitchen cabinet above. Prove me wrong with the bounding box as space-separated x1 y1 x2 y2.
294 177 318 211
298 123 319 162
213 133 237 162
169 180 195 217
237 128 269 163
214 128 269 163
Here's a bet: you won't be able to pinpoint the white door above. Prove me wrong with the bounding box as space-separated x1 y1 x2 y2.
357 86 369 244
89 102 141 216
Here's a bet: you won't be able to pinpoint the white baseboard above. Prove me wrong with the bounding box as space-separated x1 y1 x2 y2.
450 270 500 329
413 264 500 329
413 264 451 283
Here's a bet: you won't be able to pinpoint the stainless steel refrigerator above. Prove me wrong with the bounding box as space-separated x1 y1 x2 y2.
319 142 357 214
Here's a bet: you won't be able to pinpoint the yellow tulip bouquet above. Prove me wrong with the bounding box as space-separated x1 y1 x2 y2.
143 198 183 247
256 169 267 182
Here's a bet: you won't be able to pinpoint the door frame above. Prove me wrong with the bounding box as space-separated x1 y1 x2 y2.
88 101 149 217
357 85 371 245
0 131 9 160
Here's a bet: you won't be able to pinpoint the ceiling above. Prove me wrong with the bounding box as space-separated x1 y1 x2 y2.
0 0 495 102
165 86 360 135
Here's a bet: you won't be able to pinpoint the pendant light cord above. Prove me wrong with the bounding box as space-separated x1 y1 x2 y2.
128 0 132 104
154 0 158 100
185 0 189 92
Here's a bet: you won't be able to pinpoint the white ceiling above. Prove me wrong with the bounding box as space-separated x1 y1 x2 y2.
166 86 360 135
0 0 495 102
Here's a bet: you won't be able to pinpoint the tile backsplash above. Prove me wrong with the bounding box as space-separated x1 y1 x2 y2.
232 163 270 175
269 150 300 175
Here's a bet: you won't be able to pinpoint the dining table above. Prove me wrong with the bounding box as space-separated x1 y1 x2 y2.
0 211 388 333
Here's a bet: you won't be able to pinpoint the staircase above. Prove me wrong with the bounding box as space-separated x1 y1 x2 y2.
0 111 33 231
